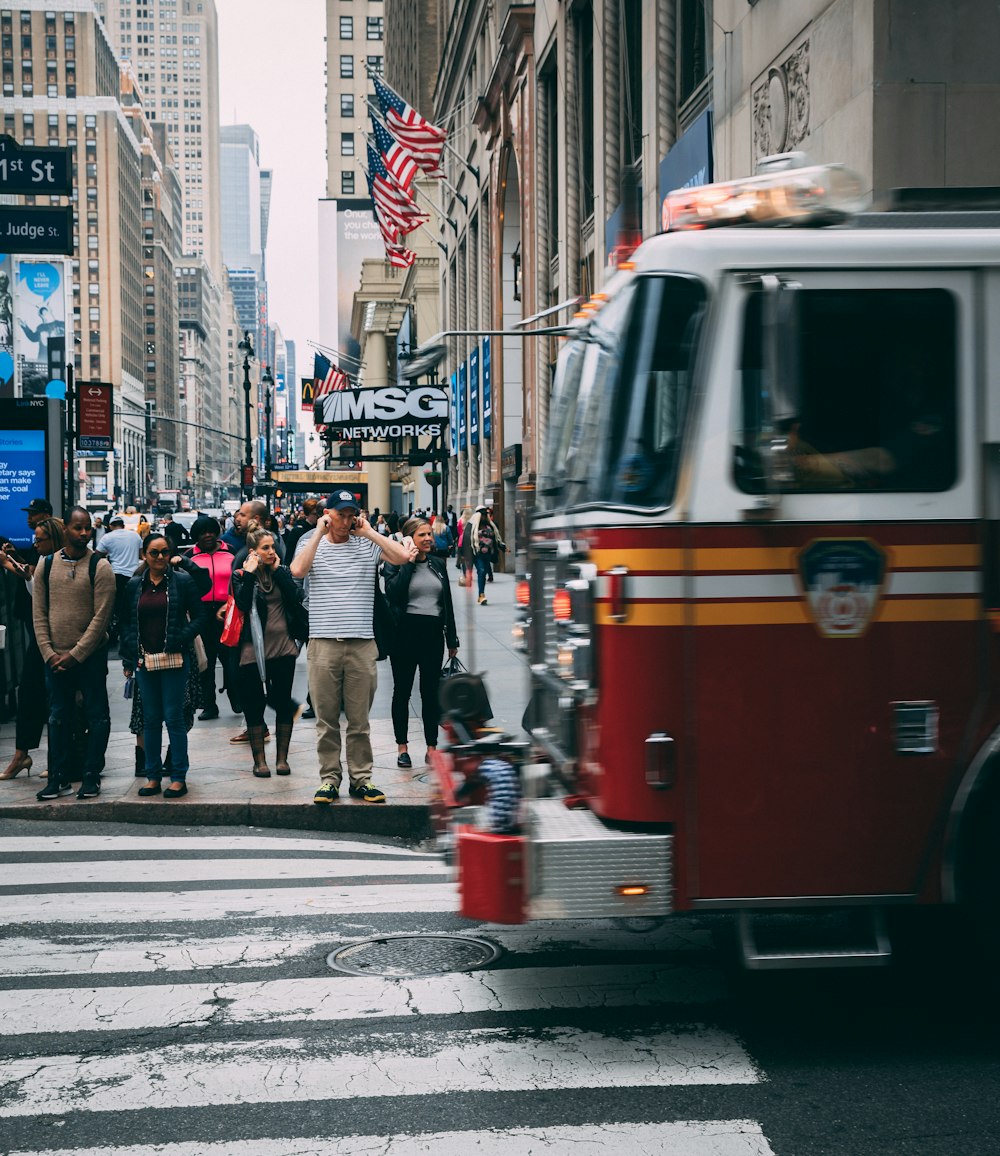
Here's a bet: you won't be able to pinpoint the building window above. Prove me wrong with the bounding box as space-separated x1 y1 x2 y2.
339 15 352 39
366 55 383 76
340 132 354 156
366 16 383 40
678 0 711 111
341 170 355 195
339 54 353 78
340 92 353 118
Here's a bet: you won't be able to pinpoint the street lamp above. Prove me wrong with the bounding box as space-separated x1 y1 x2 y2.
238 330 255 497
261 364 274 482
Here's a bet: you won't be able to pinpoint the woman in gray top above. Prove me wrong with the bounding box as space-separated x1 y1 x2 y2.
382 517 459 768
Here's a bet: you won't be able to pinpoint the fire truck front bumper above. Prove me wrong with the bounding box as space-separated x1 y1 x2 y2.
456 797 674 924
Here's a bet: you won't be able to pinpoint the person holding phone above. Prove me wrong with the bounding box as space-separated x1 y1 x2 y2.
290 491 417 805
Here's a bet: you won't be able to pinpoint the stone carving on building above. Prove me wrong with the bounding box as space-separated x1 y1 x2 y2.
752 40 810 164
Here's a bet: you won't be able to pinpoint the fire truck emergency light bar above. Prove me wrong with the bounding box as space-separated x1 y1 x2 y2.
661 161 865 232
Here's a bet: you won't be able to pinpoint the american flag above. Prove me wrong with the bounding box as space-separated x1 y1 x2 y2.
313 352 350 397
371 116 418 192
363 158 418 268
372 76 446 176
366 144 427 237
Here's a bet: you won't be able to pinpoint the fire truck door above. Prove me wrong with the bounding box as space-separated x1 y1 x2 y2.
687 269 980 901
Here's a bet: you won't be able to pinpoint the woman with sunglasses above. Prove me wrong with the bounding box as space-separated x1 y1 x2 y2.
120 535 210 798
0 517 65 780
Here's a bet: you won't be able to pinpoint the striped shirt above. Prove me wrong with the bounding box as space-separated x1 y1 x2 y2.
299 532 382 639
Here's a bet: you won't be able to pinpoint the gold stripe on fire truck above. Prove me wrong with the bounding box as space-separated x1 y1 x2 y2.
594 597 982 628
590 543 978 575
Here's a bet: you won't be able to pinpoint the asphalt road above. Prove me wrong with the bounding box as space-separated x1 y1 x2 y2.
1 818 998 1155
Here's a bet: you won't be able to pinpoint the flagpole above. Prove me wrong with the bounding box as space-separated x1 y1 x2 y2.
361 152 458 235
364 66 481 188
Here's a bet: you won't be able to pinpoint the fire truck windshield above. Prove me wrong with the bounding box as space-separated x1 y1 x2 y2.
539 275 707 510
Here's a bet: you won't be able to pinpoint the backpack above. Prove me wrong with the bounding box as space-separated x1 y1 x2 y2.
477 521 495 555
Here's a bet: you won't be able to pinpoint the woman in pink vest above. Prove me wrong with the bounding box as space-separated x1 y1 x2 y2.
189 515 238 721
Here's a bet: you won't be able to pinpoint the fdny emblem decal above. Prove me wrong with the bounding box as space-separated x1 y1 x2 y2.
798 539 887 638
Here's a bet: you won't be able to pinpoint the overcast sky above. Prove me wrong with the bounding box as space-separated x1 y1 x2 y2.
216 0 326 371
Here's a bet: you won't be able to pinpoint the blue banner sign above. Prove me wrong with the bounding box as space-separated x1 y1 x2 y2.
469 347 480 446
0 406 48 548
458 362 467 451
482 337 492 440
449 372 457 455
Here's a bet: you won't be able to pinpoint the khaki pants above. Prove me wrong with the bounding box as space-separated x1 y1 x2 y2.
307 637 378 788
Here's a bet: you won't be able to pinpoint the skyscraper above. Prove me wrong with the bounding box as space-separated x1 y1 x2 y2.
220 123 269 353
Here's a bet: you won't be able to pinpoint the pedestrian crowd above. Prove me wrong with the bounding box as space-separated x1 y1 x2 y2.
0 490 507 806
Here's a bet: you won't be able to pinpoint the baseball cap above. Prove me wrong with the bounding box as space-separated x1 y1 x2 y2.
108 516 125 527
326 490 361 512
22 498 53 516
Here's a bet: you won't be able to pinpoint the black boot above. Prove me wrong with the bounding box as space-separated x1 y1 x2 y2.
247 725 270 777
275 723 293 776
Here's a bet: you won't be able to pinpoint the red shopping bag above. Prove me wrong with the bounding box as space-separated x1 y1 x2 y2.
219 595 244 647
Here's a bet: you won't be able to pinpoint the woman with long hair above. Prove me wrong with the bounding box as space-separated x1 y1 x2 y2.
120 535 211 798
0 517 65 779
382 516 459 768
230 520 306 777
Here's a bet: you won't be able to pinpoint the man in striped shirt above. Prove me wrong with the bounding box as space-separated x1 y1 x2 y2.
291 491 417 804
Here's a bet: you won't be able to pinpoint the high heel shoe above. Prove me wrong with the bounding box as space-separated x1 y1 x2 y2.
0 754 33 780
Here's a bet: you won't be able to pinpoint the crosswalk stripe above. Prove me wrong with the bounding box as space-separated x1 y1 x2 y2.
0 836 432 857
2 857 450 886
0 962 726 1036
0 1024 762 1118
0 924 713 978
4 1119 777 1155
0 882 457 925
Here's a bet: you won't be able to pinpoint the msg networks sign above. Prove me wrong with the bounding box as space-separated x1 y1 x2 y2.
317 386 449 440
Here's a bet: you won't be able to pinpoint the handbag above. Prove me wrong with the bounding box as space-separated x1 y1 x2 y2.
141 649 184 672
219 595 244 647
192 634 209 673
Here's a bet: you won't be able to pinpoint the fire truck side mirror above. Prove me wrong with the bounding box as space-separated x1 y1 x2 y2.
763 274 803 426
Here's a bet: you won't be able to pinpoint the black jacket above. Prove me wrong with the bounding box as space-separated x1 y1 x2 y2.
119 557 212 670
231 563 307 644
382 555 459 649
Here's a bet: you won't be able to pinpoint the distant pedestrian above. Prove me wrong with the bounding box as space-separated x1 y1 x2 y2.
461 506 494 604
290 490 417 805
32 508 116 801
383 517 459 768
231 521 307 777
283 497 321 556
0 516 65 781
120 534 211 799
161 513 189 552
430 515 453 561
96 516 143 643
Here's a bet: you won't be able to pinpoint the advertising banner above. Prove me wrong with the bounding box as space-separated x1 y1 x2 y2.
0 252 12 398
301 377 315 411
316 385 449 439
458 362 467 451
449 372 457 455
482 336 492 439
469 347 480 446
0 398 50 548
14 258 67 398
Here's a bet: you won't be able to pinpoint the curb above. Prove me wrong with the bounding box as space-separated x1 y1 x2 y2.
0 800 434 840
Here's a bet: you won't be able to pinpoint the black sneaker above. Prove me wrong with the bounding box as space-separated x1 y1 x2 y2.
313 782 339 805
349 782 386 804
198 706 220 721
77 777 101 800
36 781 72 801
397 751 412 769
301 706 316 720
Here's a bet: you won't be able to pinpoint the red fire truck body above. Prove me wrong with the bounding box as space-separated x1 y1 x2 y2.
451 167 1000 964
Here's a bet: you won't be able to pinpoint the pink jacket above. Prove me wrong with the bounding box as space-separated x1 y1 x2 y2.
190 543 235 603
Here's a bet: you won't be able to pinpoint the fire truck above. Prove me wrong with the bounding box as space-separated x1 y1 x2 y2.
448 161 1000 967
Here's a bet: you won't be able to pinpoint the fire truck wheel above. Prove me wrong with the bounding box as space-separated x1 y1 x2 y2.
956 770 1000 958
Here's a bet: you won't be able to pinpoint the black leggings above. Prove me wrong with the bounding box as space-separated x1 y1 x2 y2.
236 654 297 727
15 628 47 751
390 614 445 747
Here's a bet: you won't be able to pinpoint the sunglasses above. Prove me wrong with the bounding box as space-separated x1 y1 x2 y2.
146 548 171 558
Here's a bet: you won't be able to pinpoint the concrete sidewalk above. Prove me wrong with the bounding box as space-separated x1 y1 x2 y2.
0 570 526 839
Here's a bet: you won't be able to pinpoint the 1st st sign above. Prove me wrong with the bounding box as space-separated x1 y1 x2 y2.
0 134 72 196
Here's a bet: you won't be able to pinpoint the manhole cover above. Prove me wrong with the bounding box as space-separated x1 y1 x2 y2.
327 934 502 977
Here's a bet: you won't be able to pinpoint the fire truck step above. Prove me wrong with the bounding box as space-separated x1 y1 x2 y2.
736 908 892 970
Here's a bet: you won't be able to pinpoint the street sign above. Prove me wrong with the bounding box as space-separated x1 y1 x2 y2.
0 135 73 195
271 462 299 471
0 205 74 255
77 382 113 451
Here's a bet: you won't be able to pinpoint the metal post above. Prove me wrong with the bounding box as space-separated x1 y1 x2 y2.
64 363 75 516
262 366 274 482
239 331 254 498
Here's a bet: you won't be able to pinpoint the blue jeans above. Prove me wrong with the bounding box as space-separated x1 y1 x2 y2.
136 659 189 781
44 646 111 787
474 554 490 596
